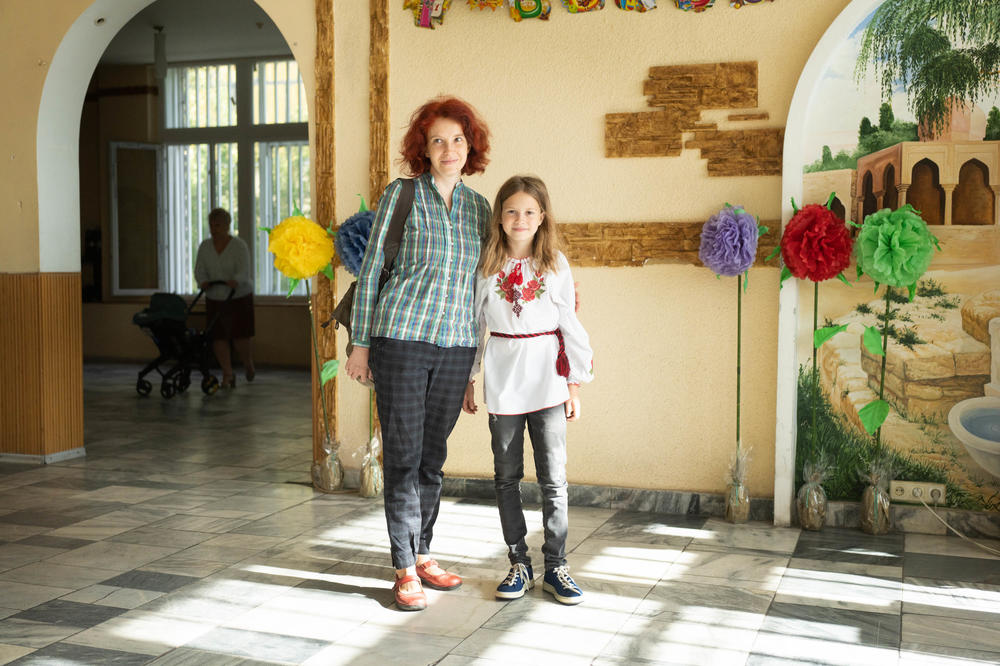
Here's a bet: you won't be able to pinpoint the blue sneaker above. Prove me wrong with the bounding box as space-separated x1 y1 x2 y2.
543 565 584 605
495 563 533 600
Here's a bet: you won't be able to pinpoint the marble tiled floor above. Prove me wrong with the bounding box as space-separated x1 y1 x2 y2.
1 363 999 665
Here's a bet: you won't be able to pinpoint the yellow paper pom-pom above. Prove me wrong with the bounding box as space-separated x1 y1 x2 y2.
267 215 334 280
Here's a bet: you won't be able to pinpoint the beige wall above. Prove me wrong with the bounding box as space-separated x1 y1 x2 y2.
3 0 855 498
334 0 852 497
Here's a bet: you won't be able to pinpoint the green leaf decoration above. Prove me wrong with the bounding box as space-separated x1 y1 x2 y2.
814 324 848 349
856 262 864 279
743 272 750 293
836 273 851 287
292 205 303 217
321 263 335 281
858 399 890 435
285 277 301 298
780 265 793 284
907 283 917 302
765 245 781 263
873 280 880 294
863 325 884 356
321 359 340 386
258 226 272 236
358 194 369 212
757 224 769 237
790 196 799 214
826 191 836 209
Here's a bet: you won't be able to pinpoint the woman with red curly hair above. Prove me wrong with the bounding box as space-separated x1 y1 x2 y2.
345 96 492 611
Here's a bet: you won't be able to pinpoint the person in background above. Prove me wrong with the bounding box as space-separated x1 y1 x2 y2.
194 207 255 388
344 96 492 611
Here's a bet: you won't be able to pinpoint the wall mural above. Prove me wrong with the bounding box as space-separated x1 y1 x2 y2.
605 62 784 176
796 1 1000 514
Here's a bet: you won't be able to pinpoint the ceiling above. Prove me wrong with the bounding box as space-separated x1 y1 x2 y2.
100 0 291 65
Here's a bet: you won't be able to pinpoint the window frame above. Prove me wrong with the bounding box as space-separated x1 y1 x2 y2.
158 56 309 300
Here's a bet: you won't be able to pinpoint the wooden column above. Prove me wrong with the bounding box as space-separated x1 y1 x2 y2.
0 273 84 461
370 0 390 203
312 0 337 459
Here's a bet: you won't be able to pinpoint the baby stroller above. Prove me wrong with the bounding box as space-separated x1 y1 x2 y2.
131 282 233 398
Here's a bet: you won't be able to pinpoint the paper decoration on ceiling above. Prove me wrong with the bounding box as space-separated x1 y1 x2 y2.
563 0 605 12
468 0 505 8
731 0 771 6
675 0 714 10
507 0 552 20
616 0 656 10
404 0 452 28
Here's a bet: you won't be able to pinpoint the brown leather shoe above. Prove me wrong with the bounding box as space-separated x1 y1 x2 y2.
393 574 426 611
416 559 462 591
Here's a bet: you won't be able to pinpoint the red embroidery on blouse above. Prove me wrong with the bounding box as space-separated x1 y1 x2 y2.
496 260 546 318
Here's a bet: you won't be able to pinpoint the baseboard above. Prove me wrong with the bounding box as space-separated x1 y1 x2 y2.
0 447 87 464
441 477 775 523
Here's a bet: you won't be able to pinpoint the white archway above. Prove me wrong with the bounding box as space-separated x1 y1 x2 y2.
775 0 884 525
37 0 151 272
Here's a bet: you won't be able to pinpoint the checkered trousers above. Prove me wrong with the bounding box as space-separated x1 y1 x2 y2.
369 337 476 569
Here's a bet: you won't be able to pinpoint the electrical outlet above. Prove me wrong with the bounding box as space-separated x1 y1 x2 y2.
890 480 946 505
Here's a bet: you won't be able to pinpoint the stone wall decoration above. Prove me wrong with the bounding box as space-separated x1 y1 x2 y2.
404 0 452 28
559 219 778 268
605 61 784 176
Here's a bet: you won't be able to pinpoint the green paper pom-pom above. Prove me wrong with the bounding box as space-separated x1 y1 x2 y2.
855 205 939 289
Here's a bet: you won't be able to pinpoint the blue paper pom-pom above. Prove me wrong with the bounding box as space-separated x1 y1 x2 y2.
335 210 376 276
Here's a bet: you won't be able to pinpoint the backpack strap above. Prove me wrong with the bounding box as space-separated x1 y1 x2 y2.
379 178 415 284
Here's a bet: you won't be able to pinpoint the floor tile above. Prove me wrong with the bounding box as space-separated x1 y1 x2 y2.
793 528 905 567
60 585 165 609
303 624 461 666
600 611 758 666
6 641 152 665
62 609 213 657
902 577 1000 621
902 553 1000 585
0 644 33 665
0 582 75 611
901 613 1000 653
183 626 327 663
44 541 179 573
11 599 126 628
904 534 1000 561
147 647 285 665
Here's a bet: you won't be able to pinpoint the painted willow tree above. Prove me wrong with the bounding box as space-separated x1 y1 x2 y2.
856 0 1000 138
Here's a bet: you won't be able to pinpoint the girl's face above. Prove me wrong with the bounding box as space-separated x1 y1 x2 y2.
425 117 468 182
499 191 544 247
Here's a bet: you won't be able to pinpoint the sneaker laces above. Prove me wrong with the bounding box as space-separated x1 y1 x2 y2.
552 565 579 591
503 563 529 587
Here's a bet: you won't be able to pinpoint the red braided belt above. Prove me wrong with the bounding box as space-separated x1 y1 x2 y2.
490 329 570 378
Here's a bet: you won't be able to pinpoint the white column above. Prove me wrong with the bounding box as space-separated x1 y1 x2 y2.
987 318 1000 398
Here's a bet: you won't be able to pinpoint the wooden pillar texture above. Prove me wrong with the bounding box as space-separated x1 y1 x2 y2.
312 0 337 460
370 0 390 204
0 273 84 460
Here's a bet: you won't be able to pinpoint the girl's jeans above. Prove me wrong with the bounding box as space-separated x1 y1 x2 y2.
489 404 568 572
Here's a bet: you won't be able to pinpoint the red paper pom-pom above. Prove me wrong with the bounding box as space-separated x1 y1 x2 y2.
780 204 853 282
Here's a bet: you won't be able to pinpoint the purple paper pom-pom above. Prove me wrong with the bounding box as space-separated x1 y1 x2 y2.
699 205 759 277
335 209 376 276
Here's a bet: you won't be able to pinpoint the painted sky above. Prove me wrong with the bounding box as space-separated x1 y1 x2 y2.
800 10 1000 168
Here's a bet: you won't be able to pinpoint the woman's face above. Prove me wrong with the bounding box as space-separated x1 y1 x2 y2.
425 117 468 182
209 217 230 241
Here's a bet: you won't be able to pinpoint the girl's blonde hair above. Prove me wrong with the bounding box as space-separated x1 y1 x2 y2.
480 175 562 277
